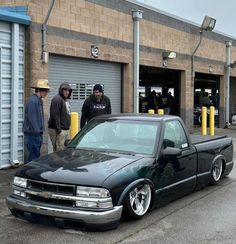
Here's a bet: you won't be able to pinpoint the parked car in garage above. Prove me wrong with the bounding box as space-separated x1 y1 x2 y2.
6 114 233 230
194 106 219 125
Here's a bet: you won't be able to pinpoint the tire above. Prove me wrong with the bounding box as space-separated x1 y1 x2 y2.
124 183 152 219
199 114 210 124
210 159 223 185
198 114 202 124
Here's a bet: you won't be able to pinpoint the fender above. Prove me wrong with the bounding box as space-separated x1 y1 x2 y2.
117 178 155 206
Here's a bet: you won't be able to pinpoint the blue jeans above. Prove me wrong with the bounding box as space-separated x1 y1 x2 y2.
25 134 43 163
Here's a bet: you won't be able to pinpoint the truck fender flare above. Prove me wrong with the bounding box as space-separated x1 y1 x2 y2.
117 178 155 206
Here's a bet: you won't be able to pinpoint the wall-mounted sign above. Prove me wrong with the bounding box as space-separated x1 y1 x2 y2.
91 45 99 58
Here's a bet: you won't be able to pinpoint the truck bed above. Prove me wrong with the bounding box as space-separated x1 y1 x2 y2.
190 134 227 145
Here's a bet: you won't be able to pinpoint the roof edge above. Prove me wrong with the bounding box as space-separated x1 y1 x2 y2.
0 6 31 25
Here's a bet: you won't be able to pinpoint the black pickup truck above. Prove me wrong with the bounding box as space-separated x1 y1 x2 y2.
6 114 234 230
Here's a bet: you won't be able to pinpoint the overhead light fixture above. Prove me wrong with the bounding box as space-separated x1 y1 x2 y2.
201 16 216 31
230 61 236 68
162 51 176 59
162 51 176 67
191 15 216 86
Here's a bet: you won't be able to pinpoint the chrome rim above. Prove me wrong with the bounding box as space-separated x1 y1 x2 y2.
198 115 202 124
212 160 223 182
129 184 151 216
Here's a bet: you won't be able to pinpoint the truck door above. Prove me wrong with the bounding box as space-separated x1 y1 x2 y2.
155 120 197 203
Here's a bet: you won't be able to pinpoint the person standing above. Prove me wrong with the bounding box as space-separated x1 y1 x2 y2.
80 84 111 129
200 92 211 108
48 82 72 152
23 79 50 163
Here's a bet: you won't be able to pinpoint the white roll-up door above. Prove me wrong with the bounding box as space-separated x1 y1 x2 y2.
48 55 122 118
0 21 25 169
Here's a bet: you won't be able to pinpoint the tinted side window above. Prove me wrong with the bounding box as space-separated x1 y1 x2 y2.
163 120 188 149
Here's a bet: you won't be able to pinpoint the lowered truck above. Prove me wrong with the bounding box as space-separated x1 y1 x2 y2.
6 114 234 230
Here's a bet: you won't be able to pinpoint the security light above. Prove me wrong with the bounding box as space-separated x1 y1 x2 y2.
201 16 216 31
191 15 217 86
162 51 176 59
162 51 176 67
230 61 236 68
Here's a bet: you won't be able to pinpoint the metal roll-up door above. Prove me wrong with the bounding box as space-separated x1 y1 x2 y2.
48 55 122 118
0 21 25 169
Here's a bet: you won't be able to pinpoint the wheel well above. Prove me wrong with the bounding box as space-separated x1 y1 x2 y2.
118 179 155 206
221 159 226 176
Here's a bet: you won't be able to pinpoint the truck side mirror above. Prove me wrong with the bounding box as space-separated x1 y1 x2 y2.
162 147 182 157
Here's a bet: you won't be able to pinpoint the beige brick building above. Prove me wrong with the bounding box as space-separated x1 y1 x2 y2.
0 0 236 166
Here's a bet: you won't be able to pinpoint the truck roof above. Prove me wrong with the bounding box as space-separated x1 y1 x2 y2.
96 113 180 122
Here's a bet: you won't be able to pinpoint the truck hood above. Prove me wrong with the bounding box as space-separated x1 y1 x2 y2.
16 148 143 186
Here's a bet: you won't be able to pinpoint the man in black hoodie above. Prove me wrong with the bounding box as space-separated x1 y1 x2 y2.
48 82 72 151
80 84 112 129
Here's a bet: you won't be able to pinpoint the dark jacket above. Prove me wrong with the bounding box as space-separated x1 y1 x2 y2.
48 82 72 132
23 94 44 135
80 94 111 129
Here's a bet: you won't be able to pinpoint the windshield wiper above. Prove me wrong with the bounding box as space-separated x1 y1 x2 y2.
103 149 136 156
72 146 136 156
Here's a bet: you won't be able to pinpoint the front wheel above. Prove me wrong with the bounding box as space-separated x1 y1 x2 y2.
210 159 223 185
124 183 152 219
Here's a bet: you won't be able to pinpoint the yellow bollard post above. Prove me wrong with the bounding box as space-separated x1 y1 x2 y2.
201 106 207 136
209 106 215 136
158 109 164 115
148 109 155 114
70 112 79 139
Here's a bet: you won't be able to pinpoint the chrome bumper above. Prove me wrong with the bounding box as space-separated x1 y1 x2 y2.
6 195 123 225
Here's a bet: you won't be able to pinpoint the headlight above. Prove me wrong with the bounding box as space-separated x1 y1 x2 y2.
13 176 27 188
76 186 110 198
76 186 113 209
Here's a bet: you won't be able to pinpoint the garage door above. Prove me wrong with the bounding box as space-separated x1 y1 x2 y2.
0 21 25 169
48 55 122 120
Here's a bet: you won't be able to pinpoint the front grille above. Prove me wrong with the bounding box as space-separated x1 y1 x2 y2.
27 179 75 196
28 195 73 207
26 179 76 207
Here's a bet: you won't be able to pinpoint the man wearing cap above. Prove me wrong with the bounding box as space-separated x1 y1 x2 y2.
80 84 112 129
23 79 50 163
48 82 72 152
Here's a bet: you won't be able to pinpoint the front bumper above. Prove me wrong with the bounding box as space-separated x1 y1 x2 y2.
6 195 123 226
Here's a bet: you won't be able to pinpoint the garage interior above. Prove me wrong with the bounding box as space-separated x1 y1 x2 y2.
194 73 220 126
139 66 181 116
230 77 236 121
139 66 223 126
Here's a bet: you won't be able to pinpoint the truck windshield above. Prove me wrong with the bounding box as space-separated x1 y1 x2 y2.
69 119 160 155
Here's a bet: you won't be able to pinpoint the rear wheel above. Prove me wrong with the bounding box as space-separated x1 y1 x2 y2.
210 159 223 185
124 183 152 219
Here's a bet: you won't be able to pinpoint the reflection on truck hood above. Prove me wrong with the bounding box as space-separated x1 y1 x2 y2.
16 148 143 186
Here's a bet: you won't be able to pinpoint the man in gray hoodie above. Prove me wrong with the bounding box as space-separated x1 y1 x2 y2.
48 82 72 151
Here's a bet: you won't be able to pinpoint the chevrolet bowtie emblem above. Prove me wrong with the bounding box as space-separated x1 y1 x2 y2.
41 192 51 199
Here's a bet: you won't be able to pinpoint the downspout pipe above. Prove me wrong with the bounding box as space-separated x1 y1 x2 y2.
132 10 142 113
225 40 232 128
41 0 55 62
